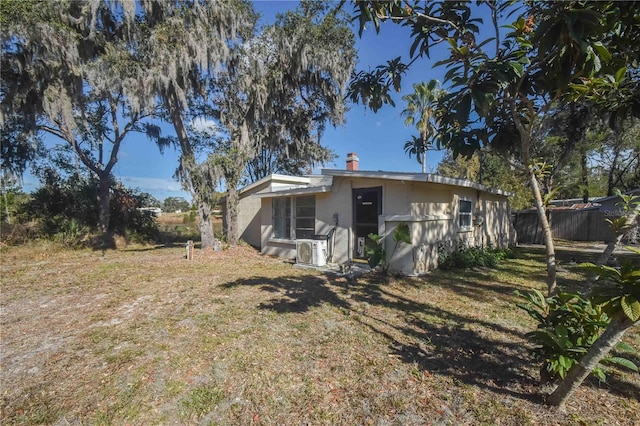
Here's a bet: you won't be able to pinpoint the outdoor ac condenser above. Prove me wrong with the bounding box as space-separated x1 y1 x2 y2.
296 239 327 267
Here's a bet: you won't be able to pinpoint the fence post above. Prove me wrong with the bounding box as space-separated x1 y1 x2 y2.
186 240 194 260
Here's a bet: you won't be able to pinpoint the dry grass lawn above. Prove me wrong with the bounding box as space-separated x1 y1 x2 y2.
1 242 638 425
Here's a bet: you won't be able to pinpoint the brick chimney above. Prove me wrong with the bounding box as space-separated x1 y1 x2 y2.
346 152 359 171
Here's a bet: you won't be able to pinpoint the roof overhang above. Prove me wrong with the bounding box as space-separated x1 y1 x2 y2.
239 173 311 196
255 185 332 198
321 169 513 197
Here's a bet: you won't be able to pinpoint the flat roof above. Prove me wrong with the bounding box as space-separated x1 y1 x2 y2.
239 173 310 196
255 185 332 198
321 169 513 196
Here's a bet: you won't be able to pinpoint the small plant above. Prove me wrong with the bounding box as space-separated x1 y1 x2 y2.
366 223 411 271
516 269 639 384
517 248 640 406
516 289 610 382
365 233 385 269
587 257 640 322
54 219 83 243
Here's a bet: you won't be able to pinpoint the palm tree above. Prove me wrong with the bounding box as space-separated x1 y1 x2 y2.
401 80 446 173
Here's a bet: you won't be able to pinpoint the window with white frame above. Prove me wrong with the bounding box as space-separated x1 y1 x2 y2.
272 197 291 239
459 199 473 228
271 196 316 240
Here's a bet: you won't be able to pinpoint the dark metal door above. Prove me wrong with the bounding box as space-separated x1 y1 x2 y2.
353 187 382 258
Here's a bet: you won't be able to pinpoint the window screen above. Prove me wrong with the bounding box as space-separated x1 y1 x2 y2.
272 197 291 239
295 196 315 239
459 199 472 228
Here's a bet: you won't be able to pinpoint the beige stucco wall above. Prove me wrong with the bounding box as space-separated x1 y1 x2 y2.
237 195 262 248
477 192 512 248
237 175 311 250
313 179 350 264
236 179 272 248
381 186 512 275
409 182 452 216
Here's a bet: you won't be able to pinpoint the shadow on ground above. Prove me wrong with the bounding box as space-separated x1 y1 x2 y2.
221 245 638 406
222 270 541 403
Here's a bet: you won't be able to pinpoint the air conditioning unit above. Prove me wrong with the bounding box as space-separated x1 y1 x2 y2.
296 239 327 267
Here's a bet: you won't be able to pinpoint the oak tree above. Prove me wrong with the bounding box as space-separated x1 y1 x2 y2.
214 0 356 246
1 0 172 241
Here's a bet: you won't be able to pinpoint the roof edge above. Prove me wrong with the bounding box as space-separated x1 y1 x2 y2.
255 185 332 198
239 173 311 196
321 169 513 197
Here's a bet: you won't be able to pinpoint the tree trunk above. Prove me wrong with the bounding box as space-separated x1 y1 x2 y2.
596 210 638 267
226 184 240 247
607 139 621 196
547 311 637 407
94 172 115 249
596 234 623 267
421 151 426 173
528 167 558 296
224 122 250 247
581 150 589 203
198 201 216 250
3 187 11 225
96 172 111 235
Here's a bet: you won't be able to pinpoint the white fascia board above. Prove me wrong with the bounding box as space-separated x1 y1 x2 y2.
239 174 311 196
255 185 332 198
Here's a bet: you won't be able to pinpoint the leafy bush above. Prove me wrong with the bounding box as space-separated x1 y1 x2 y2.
0 186 30 224
516 288 638 383
109 184 159 242
438 245 512 270
587 259 640 323
365 233 385 268
16 170 158 245
516 290 608 382
19 170 99 237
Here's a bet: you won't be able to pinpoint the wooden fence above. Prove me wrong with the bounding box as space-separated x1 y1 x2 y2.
513 210 618 244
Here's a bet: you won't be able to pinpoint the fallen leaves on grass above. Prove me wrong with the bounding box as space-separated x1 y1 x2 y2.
0 243 638 425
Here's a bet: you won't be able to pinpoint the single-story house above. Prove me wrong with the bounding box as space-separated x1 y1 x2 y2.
236 153 514 275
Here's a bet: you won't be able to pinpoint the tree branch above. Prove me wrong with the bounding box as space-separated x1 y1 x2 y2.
52 119 100 175
412 11 460 32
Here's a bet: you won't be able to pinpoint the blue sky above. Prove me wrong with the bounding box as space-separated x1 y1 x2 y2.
22 0 468 203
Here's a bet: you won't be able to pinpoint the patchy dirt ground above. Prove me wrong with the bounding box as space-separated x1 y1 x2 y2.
1 242 638 425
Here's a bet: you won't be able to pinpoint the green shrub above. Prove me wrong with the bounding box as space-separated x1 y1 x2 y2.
365 233 385 268
516 288 637 383
438 245 512 270
16 170 158 245
516 290 608 382
183 210 196 223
